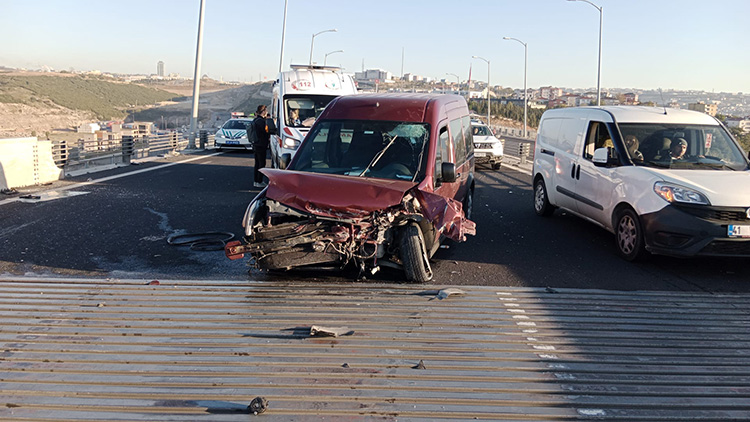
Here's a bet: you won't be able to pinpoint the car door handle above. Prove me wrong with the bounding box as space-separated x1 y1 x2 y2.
571 164 581 180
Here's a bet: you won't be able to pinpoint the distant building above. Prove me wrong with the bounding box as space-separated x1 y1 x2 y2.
157 61 164 77
77 123 101 133
726 118 750 133
623 93 639 104
354 69 392 82
539 86 563 100
688 101 717 116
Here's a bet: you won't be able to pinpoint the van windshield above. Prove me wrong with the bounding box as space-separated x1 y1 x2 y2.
284 95 337 128
619 123 749 171
290 120 430 182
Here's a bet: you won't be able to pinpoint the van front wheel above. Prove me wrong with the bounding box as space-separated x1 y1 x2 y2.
615 208 646 261
533 178 554 217
400 224 433 283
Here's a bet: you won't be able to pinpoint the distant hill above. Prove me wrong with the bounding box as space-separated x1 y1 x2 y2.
0 74 175 119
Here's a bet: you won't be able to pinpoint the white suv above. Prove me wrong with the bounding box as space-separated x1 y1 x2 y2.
471 120 503 170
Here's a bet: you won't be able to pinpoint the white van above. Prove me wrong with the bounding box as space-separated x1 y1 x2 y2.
270 65 357 168
533 106 750 260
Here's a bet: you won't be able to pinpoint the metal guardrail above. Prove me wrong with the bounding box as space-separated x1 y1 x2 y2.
49 131 206 175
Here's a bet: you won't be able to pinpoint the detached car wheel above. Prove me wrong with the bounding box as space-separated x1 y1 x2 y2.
400 223 433 283
533 178 554 217
615 208 647 261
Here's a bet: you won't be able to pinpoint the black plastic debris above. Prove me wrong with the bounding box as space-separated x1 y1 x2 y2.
413 360 426 370
248 396 268 415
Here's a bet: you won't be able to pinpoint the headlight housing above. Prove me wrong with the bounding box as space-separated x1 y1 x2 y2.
653 182 710 205
282 135 301 150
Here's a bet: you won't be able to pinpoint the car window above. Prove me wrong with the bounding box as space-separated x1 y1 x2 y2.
462 116 474 158
223 120 249 130
292 119 430 182
472 125 492 136
619 123 748 170
449 119 463 165
436 126 449 181
583 121 615 160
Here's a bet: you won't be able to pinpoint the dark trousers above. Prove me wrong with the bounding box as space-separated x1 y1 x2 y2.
254 144 267 183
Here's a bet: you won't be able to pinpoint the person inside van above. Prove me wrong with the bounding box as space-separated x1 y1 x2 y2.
670 138 688 160
288 109 302 127
624 135 644 161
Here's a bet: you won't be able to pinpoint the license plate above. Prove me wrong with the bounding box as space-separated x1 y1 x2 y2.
728 225 750 238
226 140 240 145
475 152 486 158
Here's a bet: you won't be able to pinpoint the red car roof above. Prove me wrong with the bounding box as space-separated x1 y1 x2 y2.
318 93 466 123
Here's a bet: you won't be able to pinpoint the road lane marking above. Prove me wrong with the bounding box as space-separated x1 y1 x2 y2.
0 153 223 207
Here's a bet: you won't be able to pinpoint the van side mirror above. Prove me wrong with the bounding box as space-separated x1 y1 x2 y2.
441 162 456 183
592 147 619 167
280 153 291 169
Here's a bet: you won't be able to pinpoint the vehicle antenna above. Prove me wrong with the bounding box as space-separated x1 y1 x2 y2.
658 88 667 115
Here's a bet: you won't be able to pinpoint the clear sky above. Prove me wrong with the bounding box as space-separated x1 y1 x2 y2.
1 0 748 93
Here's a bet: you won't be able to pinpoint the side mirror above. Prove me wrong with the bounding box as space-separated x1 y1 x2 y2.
441 162 456 183
280 153 291 170
592 147 619 167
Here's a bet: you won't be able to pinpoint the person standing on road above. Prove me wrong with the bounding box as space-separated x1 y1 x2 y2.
252 105 270 188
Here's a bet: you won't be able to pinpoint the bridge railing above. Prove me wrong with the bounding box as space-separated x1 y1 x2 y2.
50 130 211 175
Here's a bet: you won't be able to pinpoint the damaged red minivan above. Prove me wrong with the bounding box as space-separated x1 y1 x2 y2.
225 93 476 282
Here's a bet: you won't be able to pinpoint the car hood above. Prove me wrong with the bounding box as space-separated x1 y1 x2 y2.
473 135 498 143
216 128 247 139
646 168 750 206
261 169 417 218
261 169 476 241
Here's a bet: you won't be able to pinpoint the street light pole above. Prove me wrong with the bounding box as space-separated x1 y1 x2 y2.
278 0 288 73
324 50 344 66
568 0 603 106
309 29 337 66
503 37 528 138
472 55 491 128
188 0 206 149
446 73 460 94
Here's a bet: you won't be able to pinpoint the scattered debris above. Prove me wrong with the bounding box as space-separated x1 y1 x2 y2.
437 288 465 300
1 188 18 196
147 280 160 286
310 325 353 337
413 360 426 370
19 194 41 200
96 303 105 307
342 363 350 368
167 232 235 251
545 287 558 294
248 396 268 415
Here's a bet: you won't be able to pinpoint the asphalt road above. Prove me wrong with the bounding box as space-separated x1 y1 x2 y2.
1 150 748 292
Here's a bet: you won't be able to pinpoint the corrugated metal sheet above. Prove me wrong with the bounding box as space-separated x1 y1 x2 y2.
1 277 750 421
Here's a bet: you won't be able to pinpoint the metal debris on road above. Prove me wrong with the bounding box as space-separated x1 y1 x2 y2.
310 325 353 337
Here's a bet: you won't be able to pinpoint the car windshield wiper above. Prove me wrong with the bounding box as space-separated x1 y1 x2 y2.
358 134 398 177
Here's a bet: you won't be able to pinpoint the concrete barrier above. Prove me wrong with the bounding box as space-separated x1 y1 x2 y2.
0 137 63 191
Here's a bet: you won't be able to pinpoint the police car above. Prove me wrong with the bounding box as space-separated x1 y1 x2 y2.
215 112 254 151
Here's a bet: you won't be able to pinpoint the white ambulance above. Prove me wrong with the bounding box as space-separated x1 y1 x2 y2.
270 65 357 168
